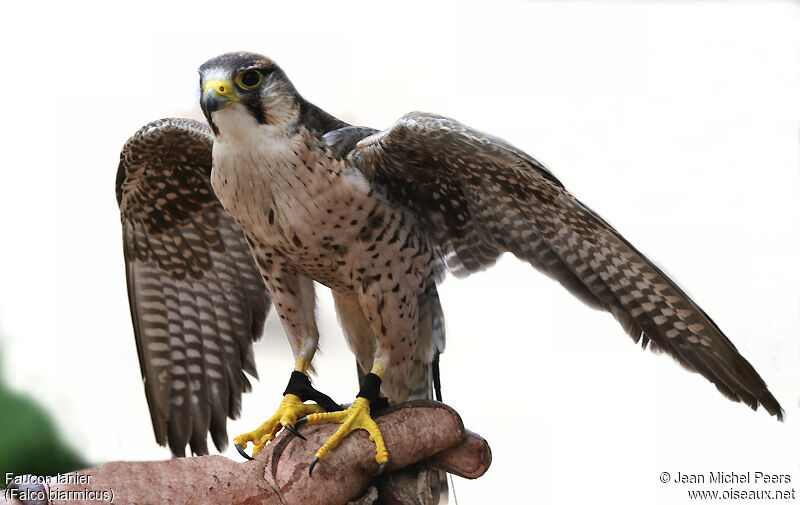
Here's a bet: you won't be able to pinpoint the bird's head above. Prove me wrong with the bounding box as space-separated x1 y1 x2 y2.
198 52 300 140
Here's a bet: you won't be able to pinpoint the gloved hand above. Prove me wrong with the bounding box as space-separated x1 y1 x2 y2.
3 401 490 505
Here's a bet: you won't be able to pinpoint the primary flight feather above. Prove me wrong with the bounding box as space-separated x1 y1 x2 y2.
117 52 782 466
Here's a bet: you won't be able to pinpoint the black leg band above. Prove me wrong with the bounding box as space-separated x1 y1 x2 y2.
432 353 442 402
283 371 343 413
358 373 389 412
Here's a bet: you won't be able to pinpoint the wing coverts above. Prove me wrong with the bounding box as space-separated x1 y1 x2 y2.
117 119 271 455
348 112 782 419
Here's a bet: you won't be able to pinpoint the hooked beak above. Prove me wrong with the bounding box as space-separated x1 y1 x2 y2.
203 79 239 113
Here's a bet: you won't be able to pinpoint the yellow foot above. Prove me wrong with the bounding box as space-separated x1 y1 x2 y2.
305 397 388 476
233 394 325 458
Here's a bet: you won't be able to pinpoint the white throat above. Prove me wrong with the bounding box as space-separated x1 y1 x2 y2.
209 110 307 218
211 104 285 144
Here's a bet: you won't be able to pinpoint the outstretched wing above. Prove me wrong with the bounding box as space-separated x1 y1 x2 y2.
344 111 782 419
117 118 271 456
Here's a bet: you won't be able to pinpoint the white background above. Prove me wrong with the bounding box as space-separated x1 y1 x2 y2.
0 1 798 504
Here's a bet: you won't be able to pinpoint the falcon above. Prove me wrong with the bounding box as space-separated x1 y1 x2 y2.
117 51 783 472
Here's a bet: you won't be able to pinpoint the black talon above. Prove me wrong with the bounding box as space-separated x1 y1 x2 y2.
372 461 387 477
295 416 308 428
235 443 254 460
284 422 306 440
309 456 319 477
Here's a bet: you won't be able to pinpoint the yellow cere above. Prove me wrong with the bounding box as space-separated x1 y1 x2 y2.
203 79 237 99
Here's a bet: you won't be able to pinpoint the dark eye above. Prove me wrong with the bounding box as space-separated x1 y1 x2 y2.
236 69 263 89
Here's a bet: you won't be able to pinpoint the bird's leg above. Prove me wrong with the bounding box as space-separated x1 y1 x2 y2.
234 367 341 458
304 361 389 476
234 268 341 458
303 271 422 474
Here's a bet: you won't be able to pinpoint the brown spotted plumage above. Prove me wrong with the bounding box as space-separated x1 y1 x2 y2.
120 51 781 460
117 118 270 456
350 112 783 418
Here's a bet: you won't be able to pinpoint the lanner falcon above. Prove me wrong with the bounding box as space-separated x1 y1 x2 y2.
116 52 783 471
